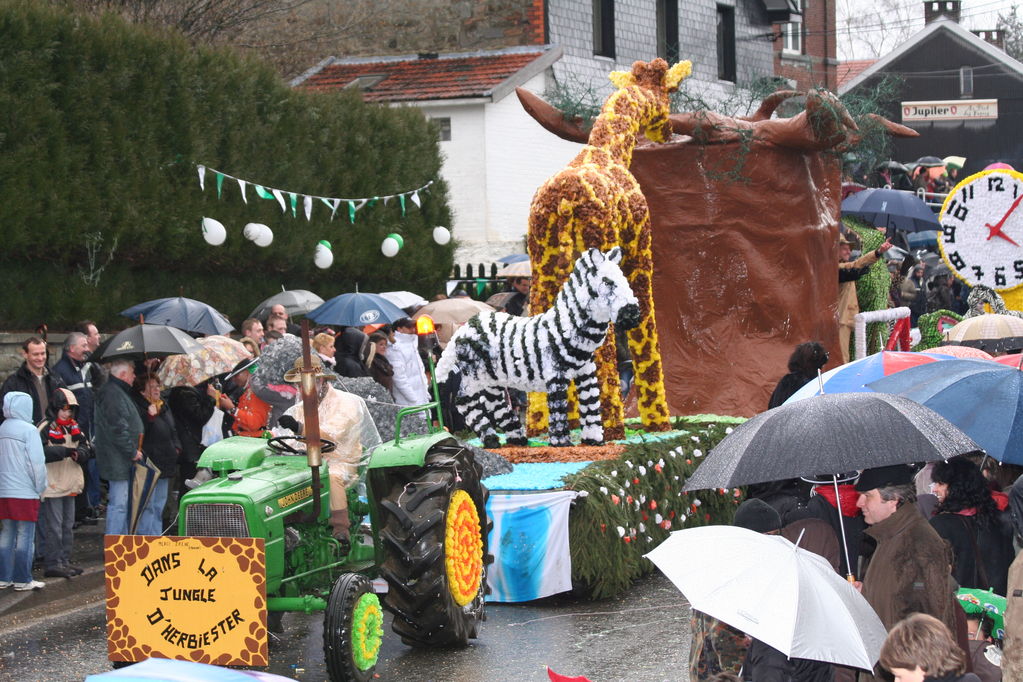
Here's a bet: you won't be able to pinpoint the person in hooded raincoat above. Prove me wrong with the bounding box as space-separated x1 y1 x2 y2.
0 392 48 590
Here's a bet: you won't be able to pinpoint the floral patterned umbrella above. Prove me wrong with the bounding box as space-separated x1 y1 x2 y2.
157 335 252 388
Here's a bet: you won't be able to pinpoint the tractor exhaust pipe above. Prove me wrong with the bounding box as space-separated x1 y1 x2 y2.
299 320 323 519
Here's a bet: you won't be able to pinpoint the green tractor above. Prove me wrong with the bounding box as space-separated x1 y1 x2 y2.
178 401 491 681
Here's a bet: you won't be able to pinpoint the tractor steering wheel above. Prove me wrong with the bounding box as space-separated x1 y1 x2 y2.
267 435 337 456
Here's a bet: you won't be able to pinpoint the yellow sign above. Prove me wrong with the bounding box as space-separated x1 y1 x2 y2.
105 535 268 666
277 486 312 508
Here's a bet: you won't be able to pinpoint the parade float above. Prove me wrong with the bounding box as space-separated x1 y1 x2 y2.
435 58 918 604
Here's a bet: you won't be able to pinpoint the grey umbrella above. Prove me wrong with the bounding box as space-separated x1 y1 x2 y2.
684 393 981 492
249 290 324 320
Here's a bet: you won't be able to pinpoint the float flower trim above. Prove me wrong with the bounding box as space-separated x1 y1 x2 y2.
351 592 383 671
445 489 483 606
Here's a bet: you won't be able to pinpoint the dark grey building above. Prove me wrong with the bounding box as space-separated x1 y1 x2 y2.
840 15 1023 175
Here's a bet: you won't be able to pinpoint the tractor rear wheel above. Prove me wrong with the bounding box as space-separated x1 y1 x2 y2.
323 573 383 682
377 442 491 647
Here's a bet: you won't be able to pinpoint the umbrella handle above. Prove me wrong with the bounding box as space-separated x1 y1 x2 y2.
833 474 855 582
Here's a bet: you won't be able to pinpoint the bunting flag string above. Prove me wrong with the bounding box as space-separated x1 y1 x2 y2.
195 164 433 223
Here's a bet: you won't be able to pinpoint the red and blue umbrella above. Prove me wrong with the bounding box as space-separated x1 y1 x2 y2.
784 351 949 404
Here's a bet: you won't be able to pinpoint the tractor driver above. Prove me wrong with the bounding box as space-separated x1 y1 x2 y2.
276 355 381 551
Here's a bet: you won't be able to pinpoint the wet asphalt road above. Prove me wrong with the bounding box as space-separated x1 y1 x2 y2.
0 574 691 682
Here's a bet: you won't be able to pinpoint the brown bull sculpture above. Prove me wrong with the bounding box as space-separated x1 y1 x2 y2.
517 86 916 417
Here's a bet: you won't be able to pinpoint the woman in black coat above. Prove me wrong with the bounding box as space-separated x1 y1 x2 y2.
166 380 215 499
133 374 181 536
767 341 829 409
929 457 1014 595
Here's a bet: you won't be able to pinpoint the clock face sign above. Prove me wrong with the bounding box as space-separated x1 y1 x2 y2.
939 169 1023 290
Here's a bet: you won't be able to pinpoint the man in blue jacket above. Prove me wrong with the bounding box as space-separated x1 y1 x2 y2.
93 360 143 536
0 392 48 590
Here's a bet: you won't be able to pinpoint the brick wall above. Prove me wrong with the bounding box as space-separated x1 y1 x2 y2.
773 0 837 91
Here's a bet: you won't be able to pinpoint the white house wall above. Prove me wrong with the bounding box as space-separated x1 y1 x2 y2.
420 102 489 246
483 71 581 245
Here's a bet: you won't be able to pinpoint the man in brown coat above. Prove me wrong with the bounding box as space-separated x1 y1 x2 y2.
854 465 957 681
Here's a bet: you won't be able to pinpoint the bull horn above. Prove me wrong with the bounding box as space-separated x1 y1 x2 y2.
862 113 918 138
743 90 802 122
515 87 591 144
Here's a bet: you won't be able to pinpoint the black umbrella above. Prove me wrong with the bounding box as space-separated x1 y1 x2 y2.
93 324 203 362
875 160 910 173
841 187 940 233
249 289 325 319
915 155 946 168
684 393 981 492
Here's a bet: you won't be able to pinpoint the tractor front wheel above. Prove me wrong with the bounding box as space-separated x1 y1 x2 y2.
377 442 490 647
323 573 384 682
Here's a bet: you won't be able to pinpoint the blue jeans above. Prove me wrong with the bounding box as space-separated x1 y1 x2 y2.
105 479 129 535
137 479 168 536
0 518 37 584
41 496 75 569
84 459 102 508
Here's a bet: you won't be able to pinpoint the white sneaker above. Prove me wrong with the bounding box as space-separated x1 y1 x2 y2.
13 580 45 591
0 581 12 589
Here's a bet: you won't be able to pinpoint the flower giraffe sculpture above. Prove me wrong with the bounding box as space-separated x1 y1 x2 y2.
525 58 688 440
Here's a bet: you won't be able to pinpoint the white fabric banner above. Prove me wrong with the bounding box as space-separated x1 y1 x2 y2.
486 490 577 603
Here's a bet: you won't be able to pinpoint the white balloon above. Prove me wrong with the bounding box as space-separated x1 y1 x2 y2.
243 223 273 247
314 243 333 269
202 217 226 246
381 237 400 257
254 225 273 247
433 226 451 245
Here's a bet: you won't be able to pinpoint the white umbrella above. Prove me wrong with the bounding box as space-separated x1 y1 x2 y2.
645 525 886 671
379 290 427 310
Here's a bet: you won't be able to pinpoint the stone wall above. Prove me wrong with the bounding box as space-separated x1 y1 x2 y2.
0 332 74 377
339 0 544 56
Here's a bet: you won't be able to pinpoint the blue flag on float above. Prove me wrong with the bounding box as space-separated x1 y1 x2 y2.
486 490 577 602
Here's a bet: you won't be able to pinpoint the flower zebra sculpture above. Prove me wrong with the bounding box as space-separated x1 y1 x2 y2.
435 247 640 448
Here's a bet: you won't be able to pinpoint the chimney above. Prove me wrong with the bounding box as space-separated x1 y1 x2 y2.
924 1 961 24
973 29 1005 50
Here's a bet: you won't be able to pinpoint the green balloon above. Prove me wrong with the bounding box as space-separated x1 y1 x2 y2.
318 239 332 250
386 233 404 249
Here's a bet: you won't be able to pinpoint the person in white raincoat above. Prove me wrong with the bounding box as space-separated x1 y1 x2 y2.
275 355 380 550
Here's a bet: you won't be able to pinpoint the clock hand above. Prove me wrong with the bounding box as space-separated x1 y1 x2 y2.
985 194 1023 245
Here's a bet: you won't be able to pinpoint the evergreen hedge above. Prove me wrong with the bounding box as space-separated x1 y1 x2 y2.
0 2 453 330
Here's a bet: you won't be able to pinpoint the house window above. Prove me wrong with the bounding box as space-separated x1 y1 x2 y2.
593 0 615 58
960 66 974 98
717 5 736 82
782 0 804 54
657 0 679 63
434 117 451 141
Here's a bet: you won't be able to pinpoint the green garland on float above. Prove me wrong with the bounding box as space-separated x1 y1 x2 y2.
843 217 892 353
913 309 964 350
562 421 743 599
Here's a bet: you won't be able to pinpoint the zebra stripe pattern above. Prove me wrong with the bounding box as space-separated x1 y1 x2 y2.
435 247 640 447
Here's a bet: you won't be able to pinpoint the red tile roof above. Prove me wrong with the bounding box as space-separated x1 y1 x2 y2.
837 59 877 89
298 50 548 102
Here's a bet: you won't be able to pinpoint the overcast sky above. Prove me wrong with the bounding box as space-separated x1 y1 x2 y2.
837 0 1019 60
